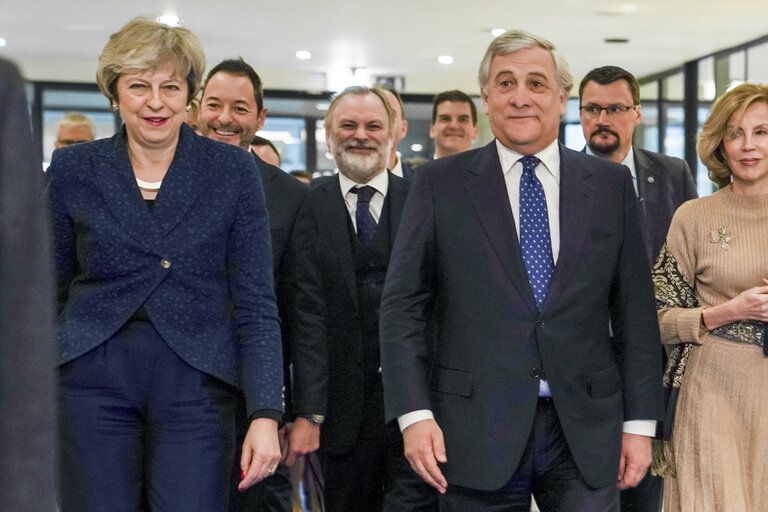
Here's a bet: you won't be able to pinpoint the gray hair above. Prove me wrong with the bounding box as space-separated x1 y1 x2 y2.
324 86 395 139
478 30 573 97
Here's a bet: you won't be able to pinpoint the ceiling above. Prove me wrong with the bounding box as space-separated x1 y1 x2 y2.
3 0 767 95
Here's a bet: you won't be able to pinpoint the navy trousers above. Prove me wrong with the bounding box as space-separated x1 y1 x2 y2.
58 321 238 512
438 398 619 512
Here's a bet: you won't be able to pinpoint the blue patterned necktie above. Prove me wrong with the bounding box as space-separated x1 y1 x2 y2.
352 185 377 245
519 155 554 310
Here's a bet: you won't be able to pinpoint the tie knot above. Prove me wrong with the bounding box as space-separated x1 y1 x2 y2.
519 155 541 174
353 185 376 203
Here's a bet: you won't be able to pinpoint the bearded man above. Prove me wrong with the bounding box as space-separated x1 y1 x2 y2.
287 86 437 511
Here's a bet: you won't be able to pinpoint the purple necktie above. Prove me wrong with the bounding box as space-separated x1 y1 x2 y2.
352 186 377 245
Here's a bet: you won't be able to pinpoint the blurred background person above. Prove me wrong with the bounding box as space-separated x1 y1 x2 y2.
0 57 56 512
198 56 309 512
48 17 283 512
54 111 95 148
578 65 698 512
251 134 282 167
373 85 413 178
429 89 478 159
653 82 768 512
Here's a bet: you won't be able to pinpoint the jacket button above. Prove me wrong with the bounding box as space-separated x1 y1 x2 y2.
378 366 382 374
531 368 541 378
160 259 171 269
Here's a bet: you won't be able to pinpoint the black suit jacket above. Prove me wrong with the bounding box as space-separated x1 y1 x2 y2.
633 148 697 263
289 172 409 454
0 57 56 512
254 153 308 419
380 141 663 490
48 125 283 416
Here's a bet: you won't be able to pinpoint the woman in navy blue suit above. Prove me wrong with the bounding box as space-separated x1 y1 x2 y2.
48 17 283 511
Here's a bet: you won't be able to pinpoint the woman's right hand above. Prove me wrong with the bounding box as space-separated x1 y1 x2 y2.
702 279 768 329
238 418 281 491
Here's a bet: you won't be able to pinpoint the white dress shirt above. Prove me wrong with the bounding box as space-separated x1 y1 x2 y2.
389 153 404 178
338 169 389 230
586 146 638 195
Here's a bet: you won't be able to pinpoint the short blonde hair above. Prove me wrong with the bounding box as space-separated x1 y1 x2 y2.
698 83 768 188
96 16 205 104
478 29 573 97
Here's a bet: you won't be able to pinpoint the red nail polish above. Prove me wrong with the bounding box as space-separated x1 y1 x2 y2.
241 469 245 480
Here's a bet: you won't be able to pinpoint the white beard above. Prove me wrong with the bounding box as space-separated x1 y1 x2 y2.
330 137 392 183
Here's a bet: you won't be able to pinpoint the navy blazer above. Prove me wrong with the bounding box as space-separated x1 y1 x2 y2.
47 124 283 416
381 141 662 490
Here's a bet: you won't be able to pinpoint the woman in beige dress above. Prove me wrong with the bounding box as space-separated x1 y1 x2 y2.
653 82 768 511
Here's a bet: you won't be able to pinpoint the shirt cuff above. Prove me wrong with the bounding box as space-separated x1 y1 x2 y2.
249 409 284 424
623 420 656 437
397 410 434 432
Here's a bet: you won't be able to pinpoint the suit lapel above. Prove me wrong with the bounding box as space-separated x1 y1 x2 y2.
464 142 538 314
545 146 594 308
386 172 408 237
151 125 206 236
92 129 166 255
633 148 656 237
317 175 359 312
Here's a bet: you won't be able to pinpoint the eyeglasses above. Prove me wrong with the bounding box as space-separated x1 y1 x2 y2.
579 105 637 118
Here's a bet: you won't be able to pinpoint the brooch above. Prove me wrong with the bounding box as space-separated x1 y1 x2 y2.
709 226 732 250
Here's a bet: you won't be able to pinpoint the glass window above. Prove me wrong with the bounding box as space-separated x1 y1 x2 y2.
638 82 659 152
315 120 335 177
696 106 717 197
260 117 307 173
747 41 768 83
638 99 659 152
560 98 586 151
698 57 716 101
662 73 684 101
663 105 685 159
729 50 746 84
639 82 658 101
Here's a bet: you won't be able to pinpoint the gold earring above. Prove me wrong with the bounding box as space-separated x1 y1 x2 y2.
185 104 192 112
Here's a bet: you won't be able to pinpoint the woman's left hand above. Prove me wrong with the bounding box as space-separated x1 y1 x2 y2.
238 417 281 491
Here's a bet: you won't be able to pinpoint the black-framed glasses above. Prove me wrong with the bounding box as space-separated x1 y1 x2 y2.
579 105 637 118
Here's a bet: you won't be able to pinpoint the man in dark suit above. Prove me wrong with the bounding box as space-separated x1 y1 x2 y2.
579 65 698 265
374 85 415 179
380 30 663 511
199 57 308 512
578 66 697 512
289 86 436 510
0 57 56 512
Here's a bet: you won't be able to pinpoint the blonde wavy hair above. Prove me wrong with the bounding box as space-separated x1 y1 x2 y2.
698 82 768 188
96 16 205 104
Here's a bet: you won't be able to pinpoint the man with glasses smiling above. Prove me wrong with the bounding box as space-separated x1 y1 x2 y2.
579 66 697 512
